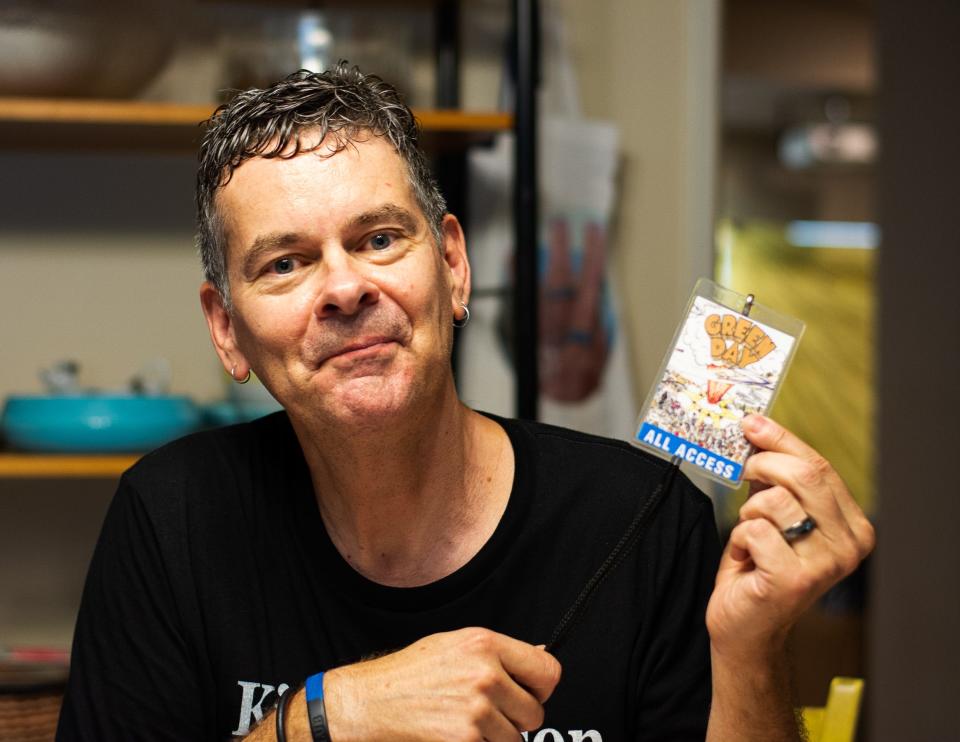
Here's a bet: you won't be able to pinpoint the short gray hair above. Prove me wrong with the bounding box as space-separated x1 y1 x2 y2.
196 64 447 305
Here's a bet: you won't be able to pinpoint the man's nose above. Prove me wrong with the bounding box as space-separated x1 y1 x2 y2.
313 252 380 318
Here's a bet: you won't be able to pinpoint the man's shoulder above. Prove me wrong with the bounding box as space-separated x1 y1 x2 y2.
496 414 713 512
121 410 294 491
502 416 693 479
510 416 650 461
495 416 719 597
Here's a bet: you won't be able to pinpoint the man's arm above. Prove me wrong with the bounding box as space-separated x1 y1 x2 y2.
705 415 876 741
245 628 562 742
708 643 798 741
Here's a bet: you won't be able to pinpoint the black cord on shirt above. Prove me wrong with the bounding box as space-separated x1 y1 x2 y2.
544 459 681 654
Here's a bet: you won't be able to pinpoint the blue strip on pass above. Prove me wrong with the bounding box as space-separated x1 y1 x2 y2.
636 422 743 481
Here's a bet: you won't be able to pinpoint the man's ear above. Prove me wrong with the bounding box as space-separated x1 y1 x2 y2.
199 282 249 381
440 214 471 313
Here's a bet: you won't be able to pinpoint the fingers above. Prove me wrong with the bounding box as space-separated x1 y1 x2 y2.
739 485 809 533
742 451 848 537
485 682 545 737
727 517 802 580
743 415 872 546
741 414 821 461
484 631 562 705
445 628 558 735
476 708 527 742
743 450 876 568
734 500 844 583
740 417 874 574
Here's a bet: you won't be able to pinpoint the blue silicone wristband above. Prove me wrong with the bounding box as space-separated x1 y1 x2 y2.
305 672 325 702
305 672 330 742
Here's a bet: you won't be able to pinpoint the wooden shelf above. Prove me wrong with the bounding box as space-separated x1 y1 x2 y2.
0 97 512 152
0 454 139 479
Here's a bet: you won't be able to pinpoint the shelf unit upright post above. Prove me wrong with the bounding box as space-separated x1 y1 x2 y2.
432 0 541 419
512 0 540 421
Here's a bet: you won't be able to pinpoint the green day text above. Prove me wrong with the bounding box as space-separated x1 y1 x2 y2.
705 313 776 368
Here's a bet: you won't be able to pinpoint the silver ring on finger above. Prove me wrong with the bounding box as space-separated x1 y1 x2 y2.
782 515 817 543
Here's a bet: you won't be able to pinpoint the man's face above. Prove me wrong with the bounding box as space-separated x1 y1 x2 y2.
201 133 469 428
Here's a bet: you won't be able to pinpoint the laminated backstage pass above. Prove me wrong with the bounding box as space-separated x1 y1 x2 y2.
633 279 804 488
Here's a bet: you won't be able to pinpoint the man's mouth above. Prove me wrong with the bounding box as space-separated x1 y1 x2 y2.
319 337 398 365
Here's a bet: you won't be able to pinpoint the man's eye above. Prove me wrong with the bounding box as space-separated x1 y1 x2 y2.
369 233 394 251
271 257 296 274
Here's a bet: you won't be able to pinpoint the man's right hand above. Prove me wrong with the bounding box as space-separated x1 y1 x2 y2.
323 627 562 741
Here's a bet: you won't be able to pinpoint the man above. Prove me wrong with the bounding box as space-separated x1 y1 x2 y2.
57 66 874 741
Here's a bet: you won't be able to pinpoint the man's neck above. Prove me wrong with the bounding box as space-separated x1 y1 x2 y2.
289 386 513 587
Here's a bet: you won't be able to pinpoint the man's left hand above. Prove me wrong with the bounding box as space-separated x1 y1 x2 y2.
706 414 876 661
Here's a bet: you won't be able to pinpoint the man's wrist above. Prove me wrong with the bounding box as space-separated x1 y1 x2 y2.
707 641 800 742
273 687 312 742
709 624 791 670
319 666 362 742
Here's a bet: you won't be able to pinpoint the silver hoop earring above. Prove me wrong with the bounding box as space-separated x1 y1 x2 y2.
231 364 251 384
453 302 470 328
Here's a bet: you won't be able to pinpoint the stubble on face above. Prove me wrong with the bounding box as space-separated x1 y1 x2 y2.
302 306 412 370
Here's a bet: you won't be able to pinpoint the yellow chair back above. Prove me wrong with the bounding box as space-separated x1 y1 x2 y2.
801 677 864 742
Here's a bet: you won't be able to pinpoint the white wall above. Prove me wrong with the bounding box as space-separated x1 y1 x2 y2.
561 0 719 391
0 152 219 400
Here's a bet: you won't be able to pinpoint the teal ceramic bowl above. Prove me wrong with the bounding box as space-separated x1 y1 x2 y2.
1 395 201 453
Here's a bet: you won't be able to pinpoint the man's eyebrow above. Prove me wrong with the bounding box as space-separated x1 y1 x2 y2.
239 205 422 276
347 204 421 235
241 232 304 277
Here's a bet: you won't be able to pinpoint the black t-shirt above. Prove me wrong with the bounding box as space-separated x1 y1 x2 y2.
57 412 720 741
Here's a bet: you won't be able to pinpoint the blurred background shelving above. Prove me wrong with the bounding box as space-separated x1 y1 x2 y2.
0 454 139 479
0 97 512 151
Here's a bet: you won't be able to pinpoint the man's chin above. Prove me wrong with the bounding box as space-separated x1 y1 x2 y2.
297 374 422 427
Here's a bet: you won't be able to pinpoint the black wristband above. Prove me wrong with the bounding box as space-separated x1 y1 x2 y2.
275 683 298 742
305 672 331 742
